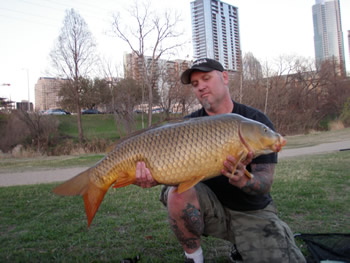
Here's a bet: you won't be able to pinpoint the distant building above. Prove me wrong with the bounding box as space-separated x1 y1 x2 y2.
124 53 194 112
16 101 33 111
312 0 346 75
124 53 191 89
190 0 241 72
0 97 15 111
34 77 67 112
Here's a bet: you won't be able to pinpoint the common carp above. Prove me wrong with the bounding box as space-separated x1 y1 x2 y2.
53 113 286 226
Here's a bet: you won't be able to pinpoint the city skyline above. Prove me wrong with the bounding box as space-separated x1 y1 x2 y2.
1 0 350 105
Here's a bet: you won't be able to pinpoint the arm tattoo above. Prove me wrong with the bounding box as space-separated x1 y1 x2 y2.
168 203 203 250
241 163 275 195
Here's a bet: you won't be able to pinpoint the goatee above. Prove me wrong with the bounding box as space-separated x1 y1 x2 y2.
201 98 211 110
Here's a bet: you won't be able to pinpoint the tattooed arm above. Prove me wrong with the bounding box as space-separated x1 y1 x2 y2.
240 163 275 195
222 154 275 195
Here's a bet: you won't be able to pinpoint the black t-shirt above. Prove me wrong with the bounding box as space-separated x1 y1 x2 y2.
186 101 277 211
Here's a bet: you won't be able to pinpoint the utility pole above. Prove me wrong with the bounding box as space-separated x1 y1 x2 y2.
22 68 30 111
25 69 30 111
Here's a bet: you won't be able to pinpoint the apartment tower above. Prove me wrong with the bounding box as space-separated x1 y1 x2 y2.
190 0 241 71
312 0 346 75
34 77 66 112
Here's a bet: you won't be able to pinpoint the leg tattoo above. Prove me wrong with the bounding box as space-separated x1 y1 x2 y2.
169 203 203 250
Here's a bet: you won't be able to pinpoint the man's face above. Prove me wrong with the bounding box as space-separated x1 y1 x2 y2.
190 70 229 110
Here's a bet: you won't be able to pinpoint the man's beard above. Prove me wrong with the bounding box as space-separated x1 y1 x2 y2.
200 98 211 110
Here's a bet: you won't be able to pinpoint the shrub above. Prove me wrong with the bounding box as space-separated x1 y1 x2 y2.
0 110 59 154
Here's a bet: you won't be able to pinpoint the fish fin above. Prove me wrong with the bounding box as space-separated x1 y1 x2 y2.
83 183 108 227
230 151 245 177
177 176 205 194
105 117 188 153
52 168 92 196
112 172 136 188
227 151 253 180
52 168 108 227
244 169 254 179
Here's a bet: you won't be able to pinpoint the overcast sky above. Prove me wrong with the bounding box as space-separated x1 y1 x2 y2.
0 0 349 104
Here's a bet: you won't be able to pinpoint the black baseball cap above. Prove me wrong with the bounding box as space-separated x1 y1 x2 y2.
181 58 224 84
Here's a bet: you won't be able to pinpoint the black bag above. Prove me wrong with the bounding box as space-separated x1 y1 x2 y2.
295 233 350 263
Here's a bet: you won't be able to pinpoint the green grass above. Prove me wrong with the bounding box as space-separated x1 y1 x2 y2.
273 151 350 233
57 114 121 141
1 151 349 262
57 113 169 141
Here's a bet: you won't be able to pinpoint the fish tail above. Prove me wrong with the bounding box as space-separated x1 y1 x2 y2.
52 168 108 227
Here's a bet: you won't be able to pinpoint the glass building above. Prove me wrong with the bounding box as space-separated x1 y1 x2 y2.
190 0 241 72
312 0 346 75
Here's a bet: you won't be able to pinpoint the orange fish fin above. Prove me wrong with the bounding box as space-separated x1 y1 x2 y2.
112 172 136 188
52 168 108 227
52 168 92 196
230 151 245 177
177 175 205 194
244 169 254 179
83 182 108 227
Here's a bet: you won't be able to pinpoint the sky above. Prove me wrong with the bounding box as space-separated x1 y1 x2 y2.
0 0 349 105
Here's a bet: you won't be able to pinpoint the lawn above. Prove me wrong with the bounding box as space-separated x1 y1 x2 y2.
0 150 349 262
56 113 170 142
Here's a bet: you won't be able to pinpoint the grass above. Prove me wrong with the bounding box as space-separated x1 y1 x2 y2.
1 120 349 261
0 150 349 262
56 113 169 141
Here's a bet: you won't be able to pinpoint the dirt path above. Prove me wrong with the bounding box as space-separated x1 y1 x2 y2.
1 140 350 187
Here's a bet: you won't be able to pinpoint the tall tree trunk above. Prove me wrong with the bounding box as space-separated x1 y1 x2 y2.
147 83 153 127
75 84 84 145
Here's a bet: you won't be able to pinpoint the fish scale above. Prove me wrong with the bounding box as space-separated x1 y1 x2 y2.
53 113 286 227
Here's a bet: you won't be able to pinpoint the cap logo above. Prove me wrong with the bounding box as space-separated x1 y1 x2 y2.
192 59 208 66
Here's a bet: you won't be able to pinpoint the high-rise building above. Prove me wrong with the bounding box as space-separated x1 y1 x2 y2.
312 0 346 75
34 77 67 112
190 0 241 71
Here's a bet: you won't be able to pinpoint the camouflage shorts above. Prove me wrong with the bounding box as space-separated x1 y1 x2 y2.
160 183 306 263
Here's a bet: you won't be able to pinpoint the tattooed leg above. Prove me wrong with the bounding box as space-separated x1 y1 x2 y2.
167 187 203 253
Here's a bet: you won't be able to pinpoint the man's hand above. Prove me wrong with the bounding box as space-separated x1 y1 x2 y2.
221 152 253 188
134 162 158 188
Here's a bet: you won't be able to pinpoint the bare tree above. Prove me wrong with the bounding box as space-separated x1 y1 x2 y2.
156 60 197 117
12 110 59 153
50 8 97 145
113 78 143 134
111 1 185 127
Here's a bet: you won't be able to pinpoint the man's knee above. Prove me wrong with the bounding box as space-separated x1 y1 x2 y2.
167 187 200 211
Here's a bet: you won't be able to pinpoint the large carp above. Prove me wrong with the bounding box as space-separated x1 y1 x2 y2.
53 113 286 226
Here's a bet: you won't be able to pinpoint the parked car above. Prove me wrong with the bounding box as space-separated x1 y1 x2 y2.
44 109 70 115
152 107 163 114
82 109 101 114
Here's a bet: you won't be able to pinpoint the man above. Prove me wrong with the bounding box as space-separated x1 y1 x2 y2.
134 58 306 263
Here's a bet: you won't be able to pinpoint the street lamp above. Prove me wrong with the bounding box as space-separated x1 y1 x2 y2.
22 68 30 111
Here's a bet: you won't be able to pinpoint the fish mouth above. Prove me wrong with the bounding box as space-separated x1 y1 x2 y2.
273 136 287 152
